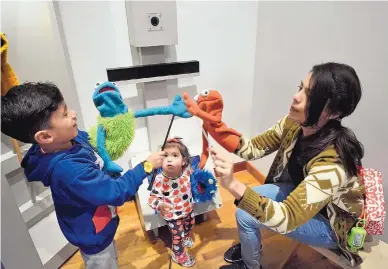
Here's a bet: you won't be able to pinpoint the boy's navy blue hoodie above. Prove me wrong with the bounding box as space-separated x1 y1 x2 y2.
22 130 147 255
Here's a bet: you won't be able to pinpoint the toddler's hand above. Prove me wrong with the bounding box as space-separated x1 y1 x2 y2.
146 151 165 169
158 203 172 217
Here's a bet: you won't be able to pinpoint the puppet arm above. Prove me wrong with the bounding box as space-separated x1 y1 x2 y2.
199 129 209 169
134 95 192 118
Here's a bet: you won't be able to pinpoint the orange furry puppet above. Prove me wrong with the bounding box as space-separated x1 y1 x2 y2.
1 33 19 96
182 90 241 169
1 32 23 163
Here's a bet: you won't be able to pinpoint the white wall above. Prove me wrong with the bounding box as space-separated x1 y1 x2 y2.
56 0 258 167
0 0 84 160
1 1 83 129
1 0 84 207
175 1 258 137
55 0 135 130
56 0 149 170
1 1 82 265
252 1 388 242
174 0 258 163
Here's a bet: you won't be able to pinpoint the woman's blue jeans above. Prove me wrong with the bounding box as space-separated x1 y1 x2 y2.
236 183 338 269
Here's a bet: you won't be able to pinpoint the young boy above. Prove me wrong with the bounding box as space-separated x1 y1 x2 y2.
1 82 164 269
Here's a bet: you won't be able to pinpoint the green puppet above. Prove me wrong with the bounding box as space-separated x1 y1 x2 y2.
88 81 192 174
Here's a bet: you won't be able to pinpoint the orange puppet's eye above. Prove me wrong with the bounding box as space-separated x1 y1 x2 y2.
200 89 210 97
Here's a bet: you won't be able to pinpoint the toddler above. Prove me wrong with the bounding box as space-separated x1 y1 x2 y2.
148 137 196 267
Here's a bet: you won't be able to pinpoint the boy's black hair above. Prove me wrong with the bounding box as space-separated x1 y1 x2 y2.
1 82 64 143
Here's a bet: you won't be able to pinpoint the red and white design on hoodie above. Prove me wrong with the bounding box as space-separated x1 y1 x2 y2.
148 167 193 221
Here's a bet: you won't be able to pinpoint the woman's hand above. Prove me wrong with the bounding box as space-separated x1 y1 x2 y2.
209 147 247 200
209 147 235 189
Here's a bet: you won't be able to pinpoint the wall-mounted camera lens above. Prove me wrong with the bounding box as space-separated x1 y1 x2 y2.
150 16 159 27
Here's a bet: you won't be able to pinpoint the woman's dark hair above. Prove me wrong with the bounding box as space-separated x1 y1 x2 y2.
301 62 364 177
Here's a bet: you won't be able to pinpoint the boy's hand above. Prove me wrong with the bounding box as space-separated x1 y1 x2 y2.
158 203 172 217
146 151 165 169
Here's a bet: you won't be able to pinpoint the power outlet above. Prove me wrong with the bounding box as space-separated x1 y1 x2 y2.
125 0 177 47
147 13 163 32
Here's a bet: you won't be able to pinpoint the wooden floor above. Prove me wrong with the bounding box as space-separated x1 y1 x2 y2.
60 170 341 269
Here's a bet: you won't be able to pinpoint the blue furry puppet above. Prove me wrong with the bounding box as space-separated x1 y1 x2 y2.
189 156 218 203
88 81 134 174
89 81 192 175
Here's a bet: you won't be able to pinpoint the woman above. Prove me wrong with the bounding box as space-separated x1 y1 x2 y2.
209 62 365 269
